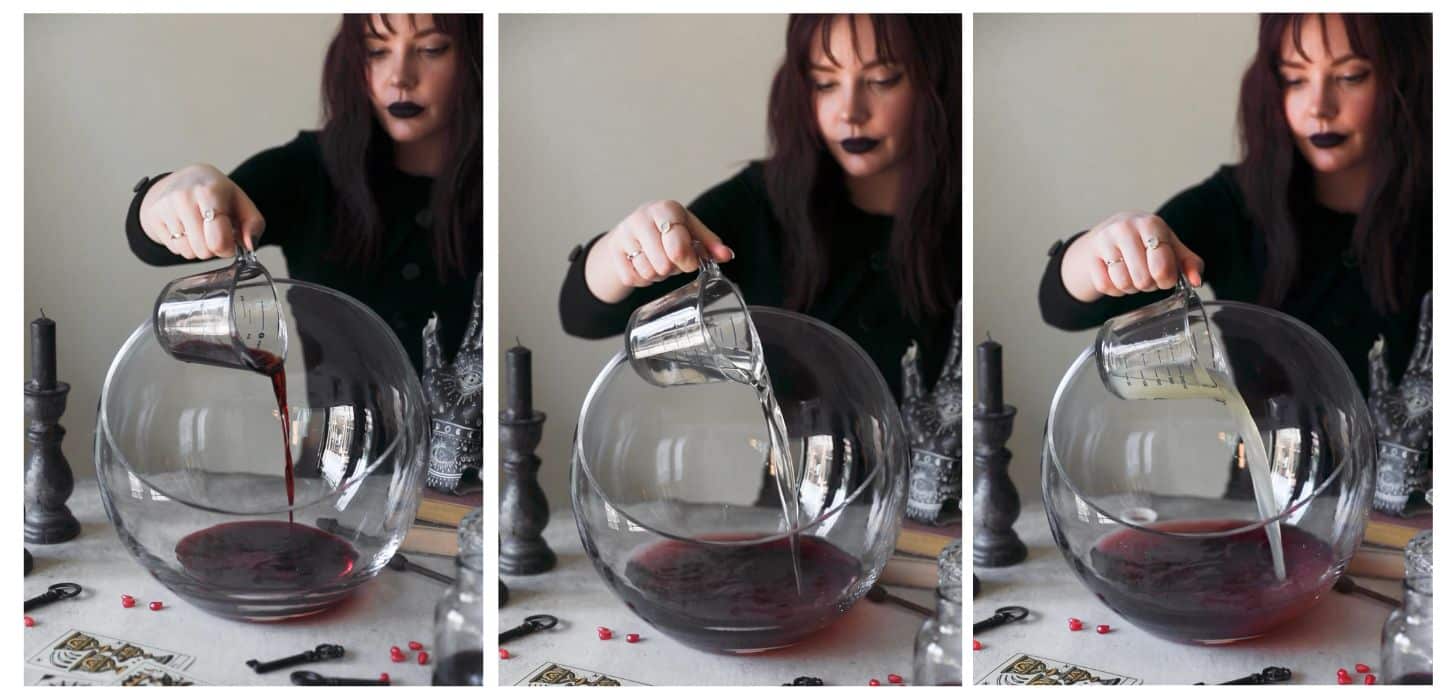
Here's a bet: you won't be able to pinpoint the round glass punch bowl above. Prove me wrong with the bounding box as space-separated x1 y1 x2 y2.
96 279 428 621
572 307 909 654
1043 301 1374 644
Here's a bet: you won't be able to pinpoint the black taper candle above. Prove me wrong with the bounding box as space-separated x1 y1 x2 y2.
31 311 56 390
975 333 1003 413
505 343 531 416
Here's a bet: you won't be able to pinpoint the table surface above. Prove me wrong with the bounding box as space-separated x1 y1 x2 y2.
971 502 1400 685
498 508 932 686
24 480 457 686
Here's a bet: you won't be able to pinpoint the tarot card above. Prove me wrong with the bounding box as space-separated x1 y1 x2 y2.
514 661 649 686
27 628 196 679
976 652 1143 685
33 674 96 686
111 660 206 686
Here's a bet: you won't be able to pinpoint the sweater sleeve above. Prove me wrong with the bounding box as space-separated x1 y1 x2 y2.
1037 231 1156 330
124 173 187 266
557 164 758 339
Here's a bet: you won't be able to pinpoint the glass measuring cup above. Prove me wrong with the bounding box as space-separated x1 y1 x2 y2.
1095 274 1229 400
625 245 759 387
152 244 288 372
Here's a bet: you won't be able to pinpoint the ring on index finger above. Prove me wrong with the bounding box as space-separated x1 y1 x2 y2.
201 207 217 223
1144 237 1161 250
1104 257 1123 266
626 249 644 260
656 219 683 236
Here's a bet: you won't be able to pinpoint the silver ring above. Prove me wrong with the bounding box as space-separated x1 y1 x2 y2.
171 231 182 240
1144 237 1160 250
1104 258 1123 266
202 207 217 223
657 219 682 236
626 250 644 260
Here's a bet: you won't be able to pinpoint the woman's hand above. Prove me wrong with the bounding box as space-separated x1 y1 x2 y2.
1060 211 1205 303
139 164 266 260
583 199 735 304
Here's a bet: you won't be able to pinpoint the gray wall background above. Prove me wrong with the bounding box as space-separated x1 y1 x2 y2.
973 14 1256 499
25 14 340 476
500 14 785 503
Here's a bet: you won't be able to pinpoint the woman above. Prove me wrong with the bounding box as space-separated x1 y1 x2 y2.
558 14 961 401
125 13 482 374
1040 13 1431 396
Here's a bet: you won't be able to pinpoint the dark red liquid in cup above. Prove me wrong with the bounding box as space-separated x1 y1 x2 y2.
1074 519 1335 642
605 534 862 652
174 520 357 590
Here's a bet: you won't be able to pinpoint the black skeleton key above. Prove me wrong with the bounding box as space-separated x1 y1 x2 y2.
972 605 1029 634
1196 667 1293 685
290 671 389 686
24 582 82 612
388 553 455 585
867 584 934 617
247 644 346 673
499 614 559 643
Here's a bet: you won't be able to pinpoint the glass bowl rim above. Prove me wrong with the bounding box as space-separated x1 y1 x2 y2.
1045 299 1373 539
573 305 907 547
96 277 420 516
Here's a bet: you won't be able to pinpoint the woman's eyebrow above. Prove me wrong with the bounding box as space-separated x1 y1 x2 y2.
1280 53 1363 68
810 59 893 72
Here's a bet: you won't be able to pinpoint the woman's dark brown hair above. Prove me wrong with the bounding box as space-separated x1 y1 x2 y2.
1237 13 1431 314
320 13 482 282
765 14 960 322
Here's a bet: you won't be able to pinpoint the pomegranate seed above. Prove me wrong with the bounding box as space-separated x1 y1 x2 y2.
1067 617 1082 625
1338 668 1350 678
973 640 983 651
1355 664 1370 674
408 641 424 651
417 651 429 665
596 626 611 634
1338 675 1353 685
390 645 402 655
24 616 34 627
1364 675 1376 685
888 674 903 684
1096 624 1111 634
869 679 881 686
391 649 406 662
625 633 641 643
379 673 390 683
148 601 163 611
1068 620 1083 631
499 648 510 660
597 629 613 640
120 595 136 608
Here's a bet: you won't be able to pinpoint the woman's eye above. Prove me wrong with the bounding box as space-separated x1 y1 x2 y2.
1280 75 1305 87
813 81 837 92
367 48 388 59
869 74 903 89
1339 71 1370 84
420 44 450 57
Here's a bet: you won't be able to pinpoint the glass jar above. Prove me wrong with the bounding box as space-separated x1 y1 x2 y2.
913 540 963 686
1381 575 1433 685
432 508 484 685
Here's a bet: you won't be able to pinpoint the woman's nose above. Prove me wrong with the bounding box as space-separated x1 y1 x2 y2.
1309 78 1338 121
839 83 869 125
387 54 419 89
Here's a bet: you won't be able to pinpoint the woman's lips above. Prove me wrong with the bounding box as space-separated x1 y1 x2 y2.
1309 132 1348 149
840 137 881 154
387 102 425 119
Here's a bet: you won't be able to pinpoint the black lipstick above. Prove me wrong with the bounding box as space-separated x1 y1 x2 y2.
1309 132 1348 149
388 102 425 119
840 137 881 154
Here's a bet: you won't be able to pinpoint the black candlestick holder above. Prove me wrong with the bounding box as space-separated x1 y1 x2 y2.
499 408 556 575
24 380 81 544
972 403 1025 567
